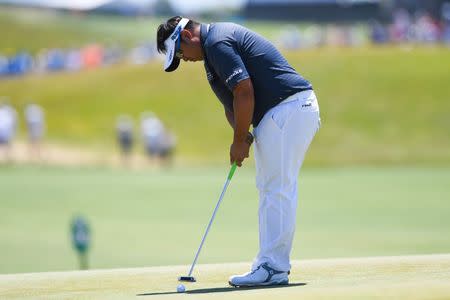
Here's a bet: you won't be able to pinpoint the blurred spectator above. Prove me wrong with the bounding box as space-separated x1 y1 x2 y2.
390 9 412 42
370 20 389 44
444 3 450 45
342 25 366 47
443 21 450 44
0 55 9 76
414 13 440 43
46 49 66 72
141 112 164 161
303 25 324 47
24 103 45 162
279 26 302 50
65 49 83 72
82 44 104 69
140 112 176 166
103 45 124 66
325 25 347 46
129 43 156 65
0 98 17 163
8 52 33 76
35 49 48 74
116 114 134 166
444 2 450 20
159 128 176 167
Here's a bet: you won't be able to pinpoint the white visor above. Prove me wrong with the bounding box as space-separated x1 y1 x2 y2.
163 18 190 72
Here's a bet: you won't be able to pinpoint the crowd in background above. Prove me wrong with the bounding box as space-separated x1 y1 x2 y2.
279 9 450 49
371 9 450 44
0 98 45 162
0 42 157 78
1 7 450 80
116 112 176 167
0 97 176 166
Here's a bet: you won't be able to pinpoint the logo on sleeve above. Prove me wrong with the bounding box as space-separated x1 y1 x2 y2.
225 68 243 84
204 62 214 82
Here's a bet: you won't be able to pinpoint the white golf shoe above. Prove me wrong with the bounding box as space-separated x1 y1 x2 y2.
229 263 289 287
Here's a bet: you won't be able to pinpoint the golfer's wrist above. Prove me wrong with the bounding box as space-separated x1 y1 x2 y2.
233 132 253 145
233 130 247 143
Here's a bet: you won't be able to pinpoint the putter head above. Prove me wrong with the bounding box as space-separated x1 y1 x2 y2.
178 276 196 282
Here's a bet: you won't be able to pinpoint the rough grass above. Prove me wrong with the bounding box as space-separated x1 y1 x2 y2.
0 7 309 53
0 8 161 53
1 47 449 165
1 254 449 299
1 8 449 165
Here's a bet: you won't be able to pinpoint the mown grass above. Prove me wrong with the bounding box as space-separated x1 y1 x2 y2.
1 255 450 299
0 166 449 274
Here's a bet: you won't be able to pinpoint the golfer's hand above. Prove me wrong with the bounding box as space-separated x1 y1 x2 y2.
230 141 250 167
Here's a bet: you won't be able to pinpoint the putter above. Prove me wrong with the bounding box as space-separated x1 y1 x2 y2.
178 162 238 282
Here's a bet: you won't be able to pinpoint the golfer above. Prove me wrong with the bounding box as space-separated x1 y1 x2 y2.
157 17 321 287
0 100 17 163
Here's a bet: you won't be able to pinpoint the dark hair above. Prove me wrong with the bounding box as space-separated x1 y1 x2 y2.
156 16 200 54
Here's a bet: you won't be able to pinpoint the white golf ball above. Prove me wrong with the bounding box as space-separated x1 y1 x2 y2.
177 284 186 293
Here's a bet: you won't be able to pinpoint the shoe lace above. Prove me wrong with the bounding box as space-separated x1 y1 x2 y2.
250 265 262 275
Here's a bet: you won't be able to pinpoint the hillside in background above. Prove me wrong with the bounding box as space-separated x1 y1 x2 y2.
1 8 449 165
0 8 160 53
0 7 286 53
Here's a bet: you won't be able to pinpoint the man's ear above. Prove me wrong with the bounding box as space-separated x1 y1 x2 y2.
180 29 192 43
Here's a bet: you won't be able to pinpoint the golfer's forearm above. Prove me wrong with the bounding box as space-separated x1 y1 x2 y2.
232 79 254 143
225 108 235 129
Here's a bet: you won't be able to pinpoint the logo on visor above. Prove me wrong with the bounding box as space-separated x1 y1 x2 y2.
171 27 181 41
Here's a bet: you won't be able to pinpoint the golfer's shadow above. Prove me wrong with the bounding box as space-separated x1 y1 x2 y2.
137 283 306 296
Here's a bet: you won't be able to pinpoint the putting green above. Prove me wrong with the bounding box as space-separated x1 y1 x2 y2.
1 254 449 299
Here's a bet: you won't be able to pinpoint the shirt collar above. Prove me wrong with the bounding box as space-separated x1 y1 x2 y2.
200 23 210 51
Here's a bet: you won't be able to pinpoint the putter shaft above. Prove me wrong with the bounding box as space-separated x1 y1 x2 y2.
187 179 231 277
184 162 237 279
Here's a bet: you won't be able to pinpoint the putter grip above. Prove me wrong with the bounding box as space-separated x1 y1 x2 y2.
228 162 237 180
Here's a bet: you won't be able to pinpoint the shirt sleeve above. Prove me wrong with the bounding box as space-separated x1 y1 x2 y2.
207 41 250 91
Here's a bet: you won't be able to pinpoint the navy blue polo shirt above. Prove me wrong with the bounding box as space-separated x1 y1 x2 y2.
200 23 312 127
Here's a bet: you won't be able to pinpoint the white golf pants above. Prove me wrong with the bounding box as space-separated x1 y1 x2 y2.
252 90 320 272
